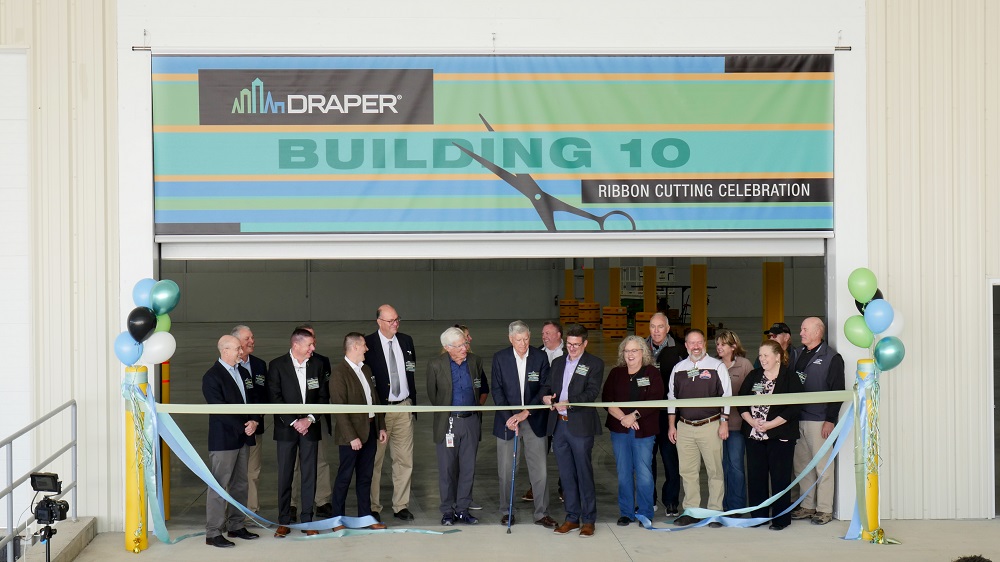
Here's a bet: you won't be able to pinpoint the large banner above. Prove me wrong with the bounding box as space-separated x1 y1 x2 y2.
152 54 833 235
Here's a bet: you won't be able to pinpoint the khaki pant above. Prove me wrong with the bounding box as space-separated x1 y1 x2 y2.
371 404 414 514
246 440 262 512
793 420 834 513
676 421 724 511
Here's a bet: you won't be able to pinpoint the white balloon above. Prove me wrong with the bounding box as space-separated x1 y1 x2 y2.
139 331 177 365
881 310 905 338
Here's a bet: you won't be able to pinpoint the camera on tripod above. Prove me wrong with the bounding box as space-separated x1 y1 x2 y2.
30 472 68 525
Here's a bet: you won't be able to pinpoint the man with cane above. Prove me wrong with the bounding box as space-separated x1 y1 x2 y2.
491 321 557 529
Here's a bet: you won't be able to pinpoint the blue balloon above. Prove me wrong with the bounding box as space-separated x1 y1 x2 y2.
114 331 144 365
132 278 157 308
863 298 894 335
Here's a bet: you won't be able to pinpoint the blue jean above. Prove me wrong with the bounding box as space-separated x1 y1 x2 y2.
610 430 655 520
722 430 747 511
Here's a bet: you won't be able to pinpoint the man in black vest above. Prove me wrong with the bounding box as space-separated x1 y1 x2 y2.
789 317 845 526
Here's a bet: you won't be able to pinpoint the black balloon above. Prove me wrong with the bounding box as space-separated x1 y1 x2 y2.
127 306 158 343
854 288 884 314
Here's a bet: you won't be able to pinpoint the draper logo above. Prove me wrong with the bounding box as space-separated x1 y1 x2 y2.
199 68 433 125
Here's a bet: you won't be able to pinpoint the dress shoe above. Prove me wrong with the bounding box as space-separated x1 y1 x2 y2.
332 525 346 532
708 522 723 528
501 513 515 526
553 521 580 534
394 508 415 521
673 515 700 526
368 523 387 530
303 530 319 536
227 528 259 540
769 523 787 531
617 516 632 526
468 500 483 510
455 511 479 525
315 503 333 519
441 514 455 526
579 523 595 537
371 511 382 523
521 488 534 501
273 526 291 538
534 516 558 529
206 535 235 548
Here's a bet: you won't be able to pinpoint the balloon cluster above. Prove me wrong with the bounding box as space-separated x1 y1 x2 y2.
844 268 905 371
114 278 181 366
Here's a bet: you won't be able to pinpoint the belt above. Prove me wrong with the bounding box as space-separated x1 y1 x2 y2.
387 398 409 405
452 412 473 418
558 415 570 422
679 413 721 427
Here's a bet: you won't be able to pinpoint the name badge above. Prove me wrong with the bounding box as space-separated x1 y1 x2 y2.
445 433 455 448
698 370 713 379
686 368 699 380
797 371 807 384
474 378 481 387
636 377 650 387
527 372 540 383
255 374 265 386
243 378 253 390
654 362 660 370
405 361 416 372
752 381 766 394
307 377 320 390
575 364 590 376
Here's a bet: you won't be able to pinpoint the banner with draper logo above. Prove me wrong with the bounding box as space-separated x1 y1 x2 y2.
151 54 834 235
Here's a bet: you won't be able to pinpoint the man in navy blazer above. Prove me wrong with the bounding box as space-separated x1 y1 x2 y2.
203 335 262 548
267 328 329 537
363 304 417 522
491 320 557 528
541 323 604 538
232 325 267 516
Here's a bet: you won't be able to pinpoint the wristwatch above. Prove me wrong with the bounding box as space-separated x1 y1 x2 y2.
633 411 641 419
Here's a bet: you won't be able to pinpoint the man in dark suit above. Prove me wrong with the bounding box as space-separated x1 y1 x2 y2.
290 324 334 520
203 335 262 548
267 328 329 538
363 304 417 522
427 327 488 526
541 323 604 537
491 320 557 528
646 312 687 516
232 325 267 517
329 332 388 530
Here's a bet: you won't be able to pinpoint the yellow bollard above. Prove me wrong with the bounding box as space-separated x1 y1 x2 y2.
124 365 149 553
856 358 880 541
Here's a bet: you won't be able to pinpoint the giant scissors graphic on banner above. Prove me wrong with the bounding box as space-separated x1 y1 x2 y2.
453 115 637 232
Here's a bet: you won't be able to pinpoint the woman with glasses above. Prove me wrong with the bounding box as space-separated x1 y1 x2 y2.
601 336 664 526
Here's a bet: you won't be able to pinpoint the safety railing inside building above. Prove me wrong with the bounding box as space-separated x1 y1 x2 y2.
0 400 78 562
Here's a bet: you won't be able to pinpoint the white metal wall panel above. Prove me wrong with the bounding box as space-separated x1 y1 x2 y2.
869 0 997 519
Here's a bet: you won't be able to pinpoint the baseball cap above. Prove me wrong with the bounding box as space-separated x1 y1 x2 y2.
764 322 791 336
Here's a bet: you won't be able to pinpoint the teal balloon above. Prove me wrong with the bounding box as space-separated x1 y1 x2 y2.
848 268 878 303
149 279 181 315
874 336 906 371
114 331 143 365
154 313 171 333
844 315 874 348
132 278 156 308
863 299 894 334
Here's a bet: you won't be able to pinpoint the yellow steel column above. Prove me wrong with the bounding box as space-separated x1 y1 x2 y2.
643 265 656 313
564 259 575 301
690 261 708 334
762 260 785 336
125 365 149 553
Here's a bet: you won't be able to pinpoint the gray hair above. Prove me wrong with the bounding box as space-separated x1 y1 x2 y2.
508 320 530 336
616 335 653 367
440 326 466 347
231 324 251 338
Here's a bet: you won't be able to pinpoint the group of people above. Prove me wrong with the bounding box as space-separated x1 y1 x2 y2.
200 305 844 548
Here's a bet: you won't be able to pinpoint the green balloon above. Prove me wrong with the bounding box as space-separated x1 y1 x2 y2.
874 336 905 371
844 315 874 348
154 313 171 333
848 268 878 303
150 279 181 315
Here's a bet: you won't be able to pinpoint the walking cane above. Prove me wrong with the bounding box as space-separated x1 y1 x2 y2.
507 427 519 534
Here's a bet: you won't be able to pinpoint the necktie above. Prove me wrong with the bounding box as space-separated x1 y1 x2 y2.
388 341 400 396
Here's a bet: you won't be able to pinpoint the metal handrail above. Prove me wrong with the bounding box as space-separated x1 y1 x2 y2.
0 400 77 562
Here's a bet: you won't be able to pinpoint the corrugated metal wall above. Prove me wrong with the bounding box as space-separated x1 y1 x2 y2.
0 0 123 531
869 0 998 518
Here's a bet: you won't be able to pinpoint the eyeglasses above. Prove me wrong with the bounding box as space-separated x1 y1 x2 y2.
378 317 401 325
565 341 585 349
446 343 465 349
624 349 643 355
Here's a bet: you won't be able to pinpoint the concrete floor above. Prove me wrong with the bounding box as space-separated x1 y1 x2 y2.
68 317 1000 560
